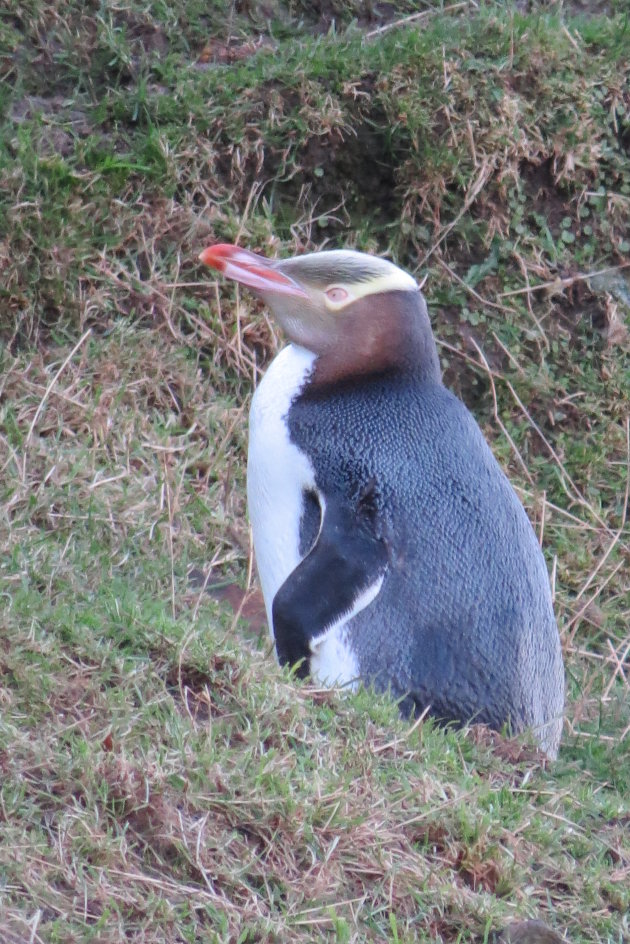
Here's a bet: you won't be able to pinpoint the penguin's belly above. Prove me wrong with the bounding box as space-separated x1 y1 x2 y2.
248 345 367 686
310 631 360 688
308 577 385 688
247 344 318 637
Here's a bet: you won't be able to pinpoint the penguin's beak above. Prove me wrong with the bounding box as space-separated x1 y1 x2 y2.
199 244 309 299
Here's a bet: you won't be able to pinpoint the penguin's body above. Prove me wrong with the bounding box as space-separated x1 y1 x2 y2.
200 245 565 757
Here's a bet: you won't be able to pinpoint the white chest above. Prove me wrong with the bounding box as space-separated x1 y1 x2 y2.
247 345 318 636
247 344 363 689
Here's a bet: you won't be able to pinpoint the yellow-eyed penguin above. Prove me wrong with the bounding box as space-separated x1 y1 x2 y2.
199 243 565 757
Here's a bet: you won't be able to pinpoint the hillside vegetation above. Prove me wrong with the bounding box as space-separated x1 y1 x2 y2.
0 1 629 941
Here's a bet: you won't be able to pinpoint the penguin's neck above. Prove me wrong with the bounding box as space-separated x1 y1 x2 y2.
308 291 442 388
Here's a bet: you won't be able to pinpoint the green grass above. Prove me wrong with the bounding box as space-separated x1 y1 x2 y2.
1 1 629 941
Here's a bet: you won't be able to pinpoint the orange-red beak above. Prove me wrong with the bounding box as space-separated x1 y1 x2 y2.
199 244 309 298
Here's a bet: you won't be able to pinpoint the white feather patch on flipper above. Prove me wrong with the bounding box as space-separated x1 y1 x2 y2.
247 344 319 641
309 574 385 687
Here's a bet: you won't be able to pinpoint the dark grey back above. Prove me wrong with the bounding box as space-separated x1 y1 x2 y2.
288 372 564 755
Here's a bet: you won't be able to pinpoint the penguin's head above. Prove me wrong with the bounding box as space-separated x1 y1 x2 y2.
199 244 440 383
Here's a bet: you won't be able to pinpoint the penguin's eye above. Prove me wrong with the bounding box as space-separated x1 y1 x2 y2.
325 286 350 304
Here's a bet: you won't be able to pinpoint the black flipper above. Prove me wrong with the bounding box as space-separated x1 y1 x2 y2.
272 484 389 678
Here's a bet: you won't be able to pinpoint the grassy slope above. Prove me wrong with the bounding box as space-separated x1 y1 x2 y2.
1 1 629 941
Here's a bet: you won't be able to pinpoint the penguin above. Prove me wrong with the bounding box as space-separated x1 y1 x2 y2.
199 243 565 757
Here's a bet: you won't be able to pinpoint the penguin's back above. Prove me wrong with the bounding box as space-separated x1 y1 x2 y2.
287 371 564 756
